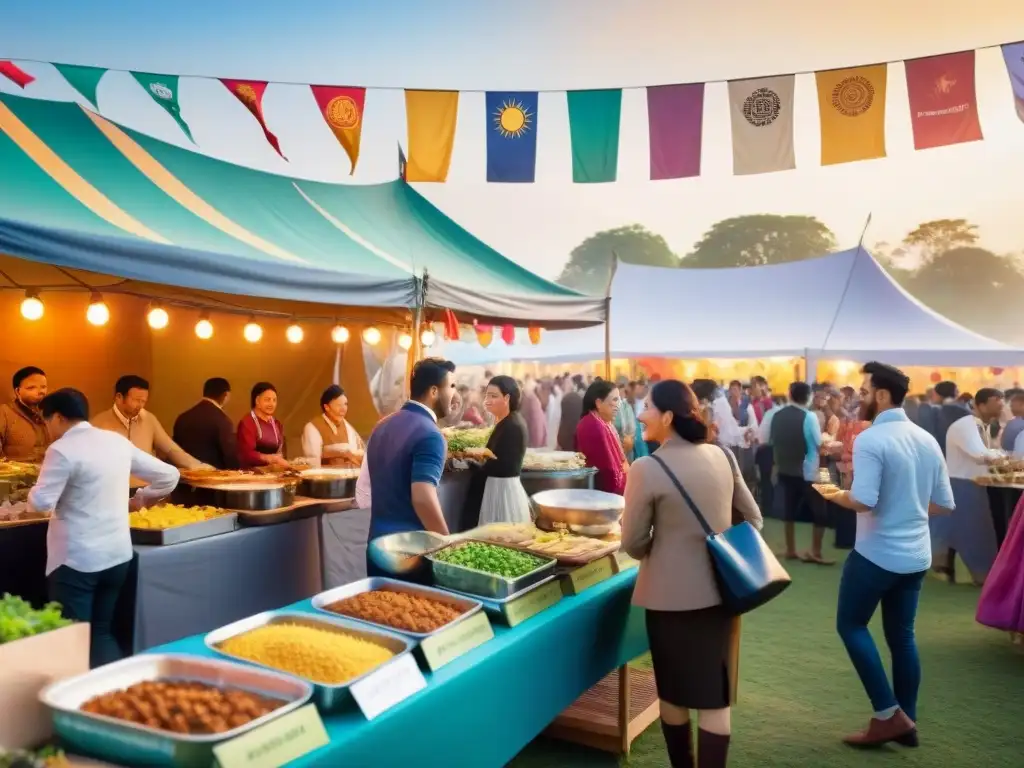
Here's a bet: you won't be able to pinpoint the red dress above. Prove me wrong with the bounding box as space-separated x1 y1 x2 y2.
237 411 285 468
575 412 627 495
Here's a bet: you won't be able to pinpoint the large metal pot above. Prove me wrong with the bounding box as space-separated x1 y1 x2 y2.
209 482 296 511
298 468 359 500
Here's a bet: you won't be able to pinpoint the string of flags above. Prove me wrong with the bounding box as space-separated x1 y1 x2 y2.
2 40 1024 184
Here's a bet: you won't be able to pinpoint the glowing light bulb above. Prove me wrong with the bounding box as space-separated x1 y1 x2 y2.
195 317 214 340
20 293 44 321
420 328 436 347
397 332 413 351
147 306 169 330
86 296 110 326
362 326 381 346
243 321 263 343
331 324 350 344
286 323 304 344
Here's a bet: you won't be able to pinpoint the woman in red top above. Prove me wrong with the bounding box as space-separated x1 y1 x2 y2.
575 380 628 495
237 382 289 469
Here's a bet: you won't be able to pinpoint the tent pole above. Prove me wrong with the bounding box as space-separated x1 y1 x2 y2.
604 252 618 380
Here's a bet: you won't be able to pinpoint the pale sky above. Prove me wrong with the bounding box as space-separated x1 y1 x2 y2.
3 0 1024 279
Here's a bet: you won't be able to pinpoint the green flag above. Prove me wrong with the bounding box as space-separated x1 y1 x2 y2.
131 71 194 142
567 89 621 183
54 63 106 109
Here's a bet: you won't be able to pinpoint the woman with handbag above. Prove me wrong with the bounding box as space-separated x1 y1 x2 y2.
622 380 764 768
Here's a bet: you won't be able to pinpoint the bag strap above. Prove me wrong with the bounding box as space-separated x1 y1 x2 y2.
650 455 714 537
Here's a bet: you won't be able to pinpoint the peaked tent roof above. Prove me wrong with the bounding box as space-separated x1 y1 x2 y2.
0 92 604 328
442 247 1024 367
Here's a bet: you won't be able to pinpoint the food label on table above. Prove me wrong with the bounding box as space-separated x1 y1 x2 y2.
503 579 562 627
563 555 615 595
420 610 494 671
350 652 427 720
213 703 328 768
614 551 640 573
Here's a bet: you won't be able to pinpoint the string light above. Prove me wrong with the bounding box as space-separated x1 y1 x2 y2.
86 293 110 326
20 291 43 321
397 332 413 351
362 326 381 346
331 324 350 344
195 313 214 340
147 304 169 330
420 328 436 347
286 321 304 344
243 318 263 343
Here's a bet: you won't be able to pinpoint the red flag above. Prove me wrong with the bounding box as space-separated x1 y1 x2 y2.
0 61 34 89
310 86 366 174
501 325 515 345
442 309 460 341
905 51 982 150
222 79 284 158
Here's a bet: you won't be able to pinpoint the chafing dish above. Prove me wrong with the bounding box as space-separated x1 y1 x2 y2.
208 481 296 511
130 513 237 546
298 467 359 500
426 540 557 600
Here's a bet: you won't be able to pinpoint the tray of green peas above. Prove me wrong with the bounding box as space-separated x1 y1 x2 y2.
427 540 557 600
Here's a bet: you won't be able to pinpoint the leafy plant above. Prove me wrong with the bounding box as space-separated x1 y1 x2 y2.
0 593 71 644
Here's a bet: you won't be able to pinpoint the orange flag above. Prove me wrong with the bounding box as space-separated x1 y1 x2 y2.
311 86 366 174
221 79 284 158
405 90 459 182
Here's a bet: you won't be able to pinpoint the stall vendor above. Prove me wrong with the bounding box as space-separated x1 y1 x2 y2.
237 382 289 469
0 365 50 462
301 385 364 467
92 375 204 470
172 377 239 470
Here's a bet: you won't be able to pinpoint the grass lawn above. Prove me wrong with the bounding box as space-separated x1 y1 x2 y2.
510 519 1024 767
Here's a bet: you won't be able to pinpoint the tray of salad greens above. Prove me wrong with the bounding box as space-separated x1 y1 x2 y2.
426 540 556 600
0 593 72 645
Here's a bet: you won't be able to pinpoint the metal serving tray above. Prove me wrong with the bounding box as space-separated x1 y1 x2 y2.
39 653 312 768
205 611 414 712
130 513 237 546
440 573 558 607
426 540 557 600
311 577 483 639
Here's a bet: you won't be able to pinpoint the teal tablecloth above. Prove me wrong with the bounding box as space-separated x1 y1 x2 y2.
152 569 647 767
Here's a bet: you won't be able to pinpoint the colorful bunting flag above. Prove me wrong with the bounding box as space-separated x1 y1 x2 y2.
1001 42 1024 123
405 90 459 182
528 327 542 345
0 61 34 89
501 325 515 345
55 63 106 108
310 85 365 174
222 79 284 158
646 83 704 180
904 51 982 150
485 91 538 183
727 75 796 175
131 72 194 142
475 323 493 348
815 64 887 166
567 89 621 183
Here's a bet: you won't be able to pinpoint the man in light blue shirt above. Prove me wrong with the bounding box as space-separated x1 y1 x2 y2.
819 362 954 748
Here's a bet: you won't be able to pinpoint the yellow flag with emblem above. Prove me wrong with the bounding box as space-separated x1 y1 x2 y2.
815 64 887 166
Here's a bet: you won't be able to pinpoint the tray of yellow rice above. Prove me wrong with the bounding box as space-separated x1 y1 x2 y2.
129 504 237 546
204 611 414 711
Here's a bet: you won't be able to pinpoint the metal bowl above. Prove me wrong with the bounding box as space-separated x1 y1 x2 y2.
298 468 359 500
367 530 449 577
530 488 625 527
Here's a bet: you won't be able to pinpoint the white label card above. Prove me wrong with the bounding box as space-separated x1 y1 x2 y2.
349 653 427 721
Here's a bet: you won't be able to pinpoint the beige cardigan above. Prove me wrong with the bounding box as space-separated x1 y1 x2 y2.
621 437 762 612
92 407 201 469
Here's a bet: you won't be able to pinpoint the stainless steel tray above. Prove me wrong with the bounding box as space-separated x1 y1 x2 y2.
311 577 483 639
39 653 311 768
426 540 557 600
440 573 558 606
130 513 237 546
205 611 414 712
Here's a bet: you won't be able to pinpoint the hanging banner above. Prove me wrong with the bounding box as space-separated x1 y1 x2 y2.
815 64 887 165
405 90 459 182
727 75 796 175
222 79 284 158
131 72 194 142
54 64 106 109
310 86 365 174
485 91 538 183
567 89 621 183
904 50 982 150
0 61 34 88
646 83 704 180
1001 42 1024 123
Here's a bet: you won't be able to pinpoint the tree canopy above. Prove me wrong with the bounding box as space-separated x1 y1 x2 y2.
556 224 677 295
902 218 979 261
680 214 838 268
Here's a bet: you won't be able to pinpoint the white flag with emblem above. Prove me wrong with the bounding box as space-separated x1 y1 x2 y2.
727 75 796 175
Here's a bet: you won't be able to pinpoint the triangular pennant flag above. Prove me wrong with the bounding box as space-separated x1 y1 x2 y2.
501 325 515 345
0 61 34 89
310 86 366 174
131 72 194 142
222 79 284 158
54 63 106 109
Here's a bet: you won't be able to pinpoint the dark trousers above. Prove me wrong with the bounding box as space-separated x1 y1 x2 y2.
755 446 774 515
836 550 926 720
986 487 1021 550
778 473 826 526
48 561 131 669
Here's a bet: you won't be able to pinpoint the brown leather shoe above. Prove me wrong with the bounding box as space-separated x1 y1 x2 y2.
842 709 916 747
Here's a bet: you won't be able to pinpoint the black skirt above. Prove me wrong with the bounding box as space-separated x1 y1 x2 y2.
645 605 737 710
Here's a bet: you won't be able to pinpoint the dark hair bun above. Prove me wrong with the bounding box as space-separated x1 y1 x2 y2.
672 414 709 443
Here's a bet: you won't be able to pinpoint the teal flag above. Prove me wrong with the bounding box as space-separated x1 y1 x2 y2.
566 89 621 183
131 71 194 142
54 63 106 109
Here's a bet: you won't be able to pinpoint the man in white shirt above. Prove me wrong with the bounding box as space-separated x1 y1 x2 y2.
28 388 179 668
942 388 1004 584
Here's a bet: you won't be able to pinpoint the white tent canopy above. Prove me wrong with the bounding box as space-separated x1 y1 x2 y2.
442 247 1024 368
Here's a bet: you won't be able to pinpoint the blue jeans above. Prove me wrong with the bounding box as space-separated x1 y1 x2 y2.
836 550 926 720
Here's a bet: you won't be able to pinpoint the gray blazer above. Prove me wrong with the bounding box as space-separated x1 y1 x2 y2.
621 437 762 612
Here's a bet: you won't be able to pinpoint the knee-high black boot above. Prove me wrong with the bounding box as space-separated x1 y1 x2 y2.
697 728 730 768
660 720 694 768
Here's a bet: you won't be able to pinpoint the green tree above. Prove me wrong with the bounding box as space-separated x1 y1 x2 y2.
680 214 837 268
902 218 979 262
557 224 678 295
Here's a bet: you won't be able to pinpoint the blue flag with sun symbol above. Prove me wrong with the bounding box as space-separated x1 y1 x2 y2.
486 91 538 182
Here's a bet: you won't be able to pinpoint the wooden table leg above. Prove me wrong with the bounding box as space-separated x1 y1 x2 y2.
618 664 630 755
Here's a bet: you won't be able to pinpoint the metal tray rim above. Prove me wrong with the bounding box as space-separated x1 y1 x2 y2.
424 539 557 584
40 652 312 744
440 573 559 605
311 577 483 639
